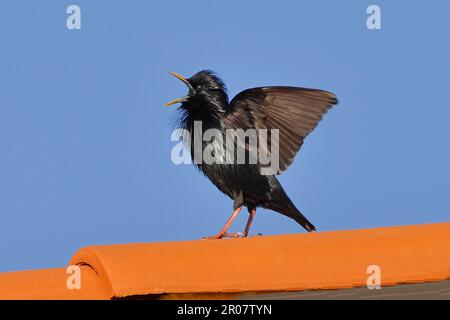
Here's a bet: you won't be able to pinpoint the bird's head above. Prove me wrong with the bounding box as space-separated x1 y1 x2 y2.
164 70 228 111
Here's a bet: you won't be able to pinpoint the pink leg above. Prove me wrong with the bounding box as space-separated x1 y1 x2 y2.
243 208 256 237
204 207 243 239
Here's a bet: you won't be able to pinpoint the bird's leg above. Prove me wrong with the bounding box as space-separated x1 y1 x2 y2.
243 208 256 237
204 207 242 240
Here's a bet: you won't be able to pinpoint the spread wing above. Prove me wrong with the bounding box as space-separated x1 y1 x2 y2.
224 86 338 174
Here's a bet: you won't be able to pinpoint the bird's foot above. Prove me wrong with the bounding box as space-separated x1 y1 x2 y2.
223 232 244 238
202 232 244 240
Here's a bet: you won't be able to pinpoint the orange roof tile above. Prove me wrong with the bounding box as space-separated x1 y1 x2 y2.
0 266 109 300
0 222 449 299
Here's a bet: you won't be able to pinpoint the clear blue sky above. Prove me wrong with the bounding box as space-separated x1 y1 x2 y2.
0 1 449 272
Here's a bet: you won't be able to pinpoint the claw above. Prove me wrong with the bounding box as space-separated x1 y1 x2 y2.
201 207 259 240
224 232 244 238
202 232 244 240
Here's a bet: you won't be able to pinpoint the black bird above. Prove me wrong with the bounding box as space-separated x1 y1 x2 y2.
165 70 337 239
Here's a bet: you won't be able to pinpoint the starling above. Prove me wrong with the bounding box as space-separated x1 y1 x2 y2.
165 70 338 239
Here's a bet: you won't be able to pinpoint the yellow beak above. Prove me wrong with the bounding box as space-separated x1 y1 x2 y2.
164 72 194 107
164 97 186 107
169 72 188 83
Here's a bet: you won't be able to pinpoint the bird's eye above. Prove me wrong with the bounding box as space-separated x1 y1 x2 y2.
196 85 203 91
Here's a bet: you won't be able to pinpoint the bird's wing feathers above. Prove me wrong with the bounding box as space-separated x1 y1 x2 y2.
225 87 338 174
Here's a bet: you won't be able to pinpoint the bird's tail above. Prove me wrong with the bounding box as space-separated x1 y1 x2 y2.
272 200 316 232
284 203 316 232
271 180 316 232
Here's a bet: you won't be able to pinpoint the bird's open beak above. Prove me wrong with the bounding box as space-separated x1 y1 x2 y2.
164 72 195 107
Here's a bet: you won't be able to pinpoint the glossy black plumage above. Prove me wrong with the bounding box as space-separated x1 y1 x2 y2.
167 70 338 234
